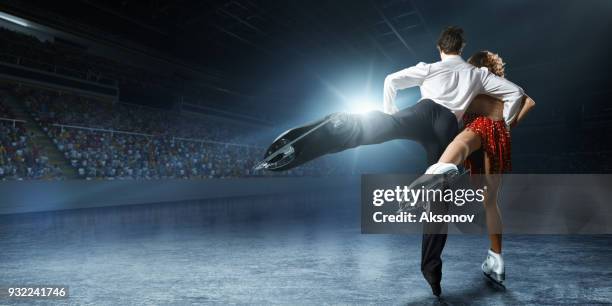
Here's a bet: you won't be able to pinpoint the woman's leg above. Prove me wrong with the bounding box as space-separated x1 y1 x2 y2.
437 129 481 166
483 152 503 253
438 128 503 252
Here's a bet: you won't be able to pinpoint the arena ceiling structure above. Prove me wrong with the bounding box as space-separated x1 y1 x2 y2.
0 0 611 123
0 0 433 67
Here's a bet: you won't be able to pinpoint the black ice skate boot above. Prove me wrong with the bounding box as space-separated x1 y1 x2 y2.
254 112 358 171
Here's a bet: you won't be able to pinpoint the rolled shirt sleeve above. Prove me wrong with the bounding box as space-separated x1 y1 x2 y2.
383 62 429 114
479 68 525 125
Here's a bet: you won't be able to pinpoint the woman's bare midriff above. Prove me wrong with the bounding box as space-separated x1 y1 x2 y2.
465 94 504 121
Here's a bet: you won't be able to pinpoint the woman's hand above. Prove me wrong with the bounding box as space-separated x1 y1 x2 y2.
512 95 536 127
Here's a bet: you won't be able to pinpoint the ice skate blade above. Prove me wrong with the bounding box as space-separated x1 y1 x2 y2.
254 115 337 171
253 142 295 171
483 272 506 289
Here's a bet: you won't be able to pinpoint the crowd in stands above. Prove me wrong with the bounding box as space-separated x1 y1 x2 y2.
19 87 247 143
9 86 339 180
0 95 62 180
0 27 338 180
48 127 329 180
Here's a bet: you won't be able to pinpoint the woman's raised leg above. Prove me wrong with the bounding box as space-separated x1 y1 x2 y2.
437 129 481 166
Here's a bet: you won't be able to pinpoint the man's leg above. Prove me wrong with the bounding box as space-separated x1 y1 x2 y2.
289 100 459 296
261 106 430 171
418 101 459 296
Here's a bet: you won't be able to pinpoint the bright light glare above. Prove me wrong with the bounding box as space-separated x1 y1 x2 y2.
0 12 29 27
350 101 380 114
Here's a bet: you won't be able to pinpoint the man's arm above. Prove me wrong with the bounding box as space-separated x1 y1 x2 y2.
383 62 429 114
480 69 525 125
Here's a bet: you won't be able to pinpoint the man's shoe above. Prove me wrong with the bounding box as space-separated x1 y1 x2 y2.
482 249 505 285
254 112 353 171
430 282 442 297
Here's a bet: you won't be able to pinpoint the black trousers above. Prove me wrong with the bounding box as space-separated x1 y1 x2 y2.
307 99 458 285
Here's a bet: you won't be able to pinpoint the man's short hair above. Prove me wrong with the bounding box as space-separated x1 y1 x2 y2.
437 26 465 55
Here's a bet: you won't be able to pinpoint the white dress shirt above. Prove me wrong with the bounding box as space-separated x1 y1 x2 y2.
383 55 524 125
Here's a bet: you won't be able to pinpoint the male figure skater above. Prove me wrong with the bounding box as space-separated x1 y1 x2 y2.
257 26 525 296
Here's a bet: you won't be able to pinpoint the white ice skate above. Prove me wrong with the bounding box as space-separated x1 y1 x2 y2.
482 249 505 285
397 163 467 213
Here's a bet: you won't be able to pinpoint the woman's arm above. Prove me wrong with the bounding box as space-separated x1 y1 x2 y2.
510 95 535 128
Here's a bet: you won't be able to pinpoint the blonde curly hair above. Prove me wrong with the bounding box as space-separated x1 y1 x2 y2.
468 50 505 78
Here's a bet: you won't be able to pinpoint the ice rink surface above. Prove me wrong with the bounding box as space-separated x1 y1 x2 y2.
1 190 610 305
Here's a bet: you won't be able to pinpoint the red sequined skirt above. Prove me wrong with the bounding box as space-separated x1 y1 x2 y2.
463 114 511 174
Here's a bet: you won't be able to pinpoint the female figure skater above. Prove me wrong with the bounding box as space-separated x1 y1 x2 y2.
433 50 535 284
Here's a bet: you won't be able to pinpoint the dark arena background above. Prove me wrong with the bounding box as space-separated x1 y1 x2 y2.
0 0 611 305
